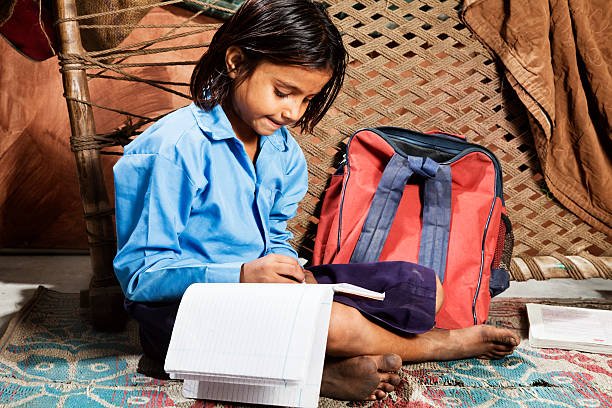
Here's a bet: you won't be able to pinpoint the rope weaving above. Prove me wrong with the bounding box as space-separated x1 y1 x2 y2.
57 3 222 156
520 256 546 281
55 0 235 23
63 95 155 152
510 259 528 282
86 28 217 59
582 254 612 279
555 255 584 281
59 52 195 99
511 255 612 281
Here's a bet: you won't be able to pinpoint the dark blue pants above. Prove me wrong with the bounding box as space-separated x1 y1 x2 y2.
125 299 180 362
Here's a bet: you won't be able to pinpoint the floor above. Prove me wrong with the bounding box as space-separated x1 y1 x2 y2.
1 254 611 336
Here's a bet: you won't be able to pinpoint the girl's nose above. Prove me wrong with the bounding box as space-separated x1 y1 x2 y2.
281 100 303 123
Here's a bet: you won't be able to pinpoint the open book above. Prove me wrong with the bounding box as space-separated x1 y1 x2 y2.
527 303 612 354
164 282 384 407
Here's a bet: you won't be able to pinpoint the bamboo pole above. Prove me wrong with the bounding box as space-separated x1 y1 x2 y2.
55 0 126 330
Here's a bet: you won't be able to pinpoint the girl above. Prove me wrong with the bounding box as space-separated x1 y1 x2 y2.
114 0 519 402
114 0 400 400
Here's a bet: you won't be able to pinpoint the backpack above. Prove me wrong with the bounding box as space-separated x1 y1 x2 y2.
312 127 514 329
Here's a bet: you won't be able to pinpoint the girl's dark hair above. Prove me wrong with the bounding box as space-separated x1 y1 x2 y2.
190 0 347 133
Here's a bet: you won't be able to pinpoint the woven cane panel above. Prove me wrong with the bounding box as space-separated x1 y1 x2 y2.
289 0 612 259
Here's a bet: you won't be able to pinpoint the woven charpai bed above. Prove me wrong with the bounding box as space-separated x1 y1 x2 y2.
52 0 610 325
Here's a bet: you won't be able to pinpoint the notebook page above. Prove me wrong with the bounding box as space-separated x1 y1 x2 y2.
165 283 331 382
181 288 334 408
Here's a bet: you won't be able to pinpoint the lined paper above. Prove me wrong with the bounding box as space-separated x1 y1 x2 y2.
165 284 327 381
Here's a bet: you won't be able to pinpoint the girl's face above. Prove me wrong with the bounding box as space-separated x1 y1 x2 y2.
224 48 332 141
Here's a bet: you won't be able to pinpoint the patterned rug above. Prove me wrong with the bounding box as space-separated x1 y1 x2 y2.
0 287 610 407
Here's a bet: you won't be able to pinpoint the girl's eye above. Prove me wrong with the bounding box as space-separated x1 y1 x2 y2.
274 89 289 98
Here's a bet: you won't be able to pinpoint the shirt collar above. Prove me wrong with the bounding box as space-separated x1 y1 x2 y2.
190 103 288 152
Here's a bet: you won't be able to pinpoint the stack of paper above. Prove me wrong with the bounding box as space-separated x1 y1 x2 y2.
165 283 384 407
527 303 612 354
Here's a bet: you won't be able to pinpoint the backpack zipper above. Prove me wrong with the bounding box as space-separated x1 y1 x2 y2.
472 195 497 324
369 128 504 203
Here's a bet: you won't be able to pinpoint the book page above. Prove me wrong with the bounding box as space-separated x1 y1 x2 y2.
165 283 332 382
332 283 385 300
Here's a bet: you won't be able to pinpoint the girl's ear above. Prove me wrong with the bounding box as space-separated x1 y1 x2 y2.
225 46 245 79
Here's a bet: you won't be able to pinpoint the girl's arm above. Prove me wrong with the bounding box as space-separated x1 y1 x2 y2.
113 153 241 303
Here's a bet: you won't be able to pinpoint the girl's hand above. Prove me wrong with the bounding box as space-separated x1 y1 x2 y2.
240 254 306 283
303 269 318 284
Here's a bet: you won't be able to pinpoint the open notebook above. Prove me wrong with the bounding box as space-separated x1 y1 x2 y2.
164 282 384 407
527 303 612 354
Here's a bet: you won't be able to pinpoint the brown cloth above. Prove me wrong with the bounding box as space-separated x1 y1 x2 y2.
462 0 611 235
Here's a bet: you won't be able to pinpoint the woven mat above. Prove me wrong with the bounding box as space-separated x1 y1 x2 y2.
1 287 610 407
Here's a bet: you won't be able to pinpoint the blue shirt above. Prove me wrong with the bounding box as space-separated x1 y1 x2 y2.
113 103 308 302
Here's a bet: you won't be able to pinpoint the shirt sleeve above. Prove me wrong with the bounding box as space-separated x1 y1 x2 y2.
266 145 308 258
113 153 242 303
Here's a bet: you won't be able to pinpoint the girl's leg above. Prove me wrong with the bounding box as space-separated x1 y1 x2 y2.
326 301 519 361
324 271 519 361
124 299 180 362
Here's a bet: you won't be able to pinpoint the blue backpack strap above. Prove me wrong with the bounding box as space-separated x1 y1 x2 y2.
418 164 452 281
350 155 443 264
350 154 414 263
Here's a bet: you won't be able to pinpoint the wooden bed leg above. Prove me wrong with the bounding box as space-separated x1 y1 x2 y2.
55 0 127 331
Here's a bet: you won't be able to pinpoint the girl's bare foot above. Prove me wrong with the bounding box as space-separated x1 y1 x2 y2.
320 354 402 401
417 325 520 361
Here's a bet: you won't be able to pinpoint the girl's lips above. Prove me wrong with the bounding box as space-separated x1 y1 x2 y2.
267 117 284 128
